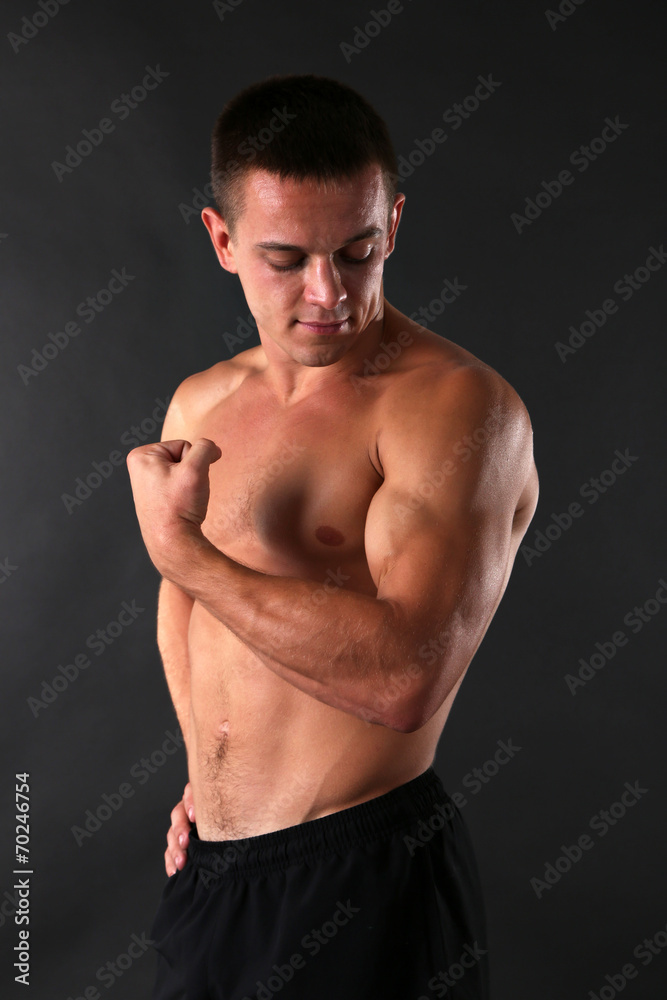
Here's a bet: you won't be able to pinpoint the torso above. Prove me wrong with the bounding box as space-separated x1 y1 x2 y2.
182 302 534 838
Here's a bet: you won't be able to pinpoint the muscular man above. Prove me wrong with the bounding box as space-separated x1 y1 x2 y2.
127 75 538 999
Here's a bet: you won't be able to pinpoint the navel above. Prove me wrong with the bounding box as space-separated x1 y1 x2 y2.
315 525 345 546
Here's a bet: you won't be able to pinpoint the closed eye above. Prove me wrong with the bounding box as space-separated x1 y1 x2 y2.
269 249 375 272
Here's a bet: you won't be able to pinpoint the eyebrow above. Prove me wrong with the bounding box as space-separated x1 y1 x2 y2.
255 226 384 252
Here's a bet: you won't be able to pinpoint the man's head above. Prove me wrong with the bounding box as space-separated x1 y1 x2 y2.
209 74 398 237
202 75 405 371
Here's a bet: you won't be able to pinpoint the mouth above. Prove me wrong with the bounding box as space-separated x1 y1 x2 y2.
297 318 350 335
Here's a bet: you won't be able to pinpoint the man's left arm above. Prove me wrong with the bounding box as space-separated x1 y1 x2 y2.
126 365 537 732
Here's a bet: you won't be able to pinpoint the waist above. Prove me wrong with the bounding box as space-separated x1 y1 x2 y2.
190 741 438 837
186 766 450 880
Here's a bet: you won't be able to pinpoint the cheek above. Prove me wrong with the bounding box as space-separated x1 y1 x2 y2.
353 261 384 299
242 261 285 296
242 269 300 327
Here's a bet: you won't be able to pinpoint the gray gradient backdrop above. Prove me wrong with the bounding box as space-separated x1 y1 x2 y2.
2 0 665 997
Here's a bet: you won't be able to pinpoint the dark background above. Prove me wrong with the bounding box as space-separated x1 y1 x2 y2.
2 0 665 997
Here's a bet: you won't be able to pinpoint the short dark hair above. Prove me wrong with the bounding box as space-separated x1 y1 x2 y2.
210 74 398 234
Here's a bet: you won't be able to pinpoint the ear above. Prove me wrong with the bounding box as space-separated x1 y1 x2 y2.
384 192 406 258
201 208 238 273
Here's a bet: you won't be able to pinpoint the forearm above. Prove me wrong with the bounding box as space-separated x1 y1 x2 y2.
164 534 416 728
157 578 194 745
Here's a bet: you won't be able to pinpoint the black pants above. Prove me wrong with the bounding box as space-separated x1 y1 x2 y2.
151 767 490 999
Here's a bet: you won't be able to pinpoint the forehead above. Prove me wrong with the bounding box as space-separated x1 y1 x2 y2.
235 165 388 245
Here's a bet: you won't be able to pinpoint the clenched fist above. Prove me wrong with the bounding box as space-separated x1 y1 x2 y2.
126 438 221 579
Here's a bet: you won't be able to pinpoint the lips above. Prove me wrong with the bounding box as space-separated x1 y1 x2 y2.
298 318 349 334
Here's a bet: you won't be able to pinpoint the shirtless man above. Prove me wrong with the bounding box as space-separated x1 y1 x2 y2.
127 75 538 999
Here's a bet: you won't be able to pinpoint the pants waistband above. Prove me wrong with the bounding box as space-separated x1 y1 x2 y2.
187 766 450 880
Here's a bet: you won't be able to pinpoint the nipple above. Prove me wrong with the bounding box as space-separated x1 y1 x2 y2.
315 525 345 546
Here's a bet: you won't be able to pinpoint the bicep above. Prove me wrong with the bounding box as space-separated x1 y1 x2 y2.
365 367 534 670
367 479 514 642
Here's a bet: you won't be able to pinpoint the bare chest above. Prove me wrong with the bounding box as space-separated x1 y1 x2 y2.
192 381 384 577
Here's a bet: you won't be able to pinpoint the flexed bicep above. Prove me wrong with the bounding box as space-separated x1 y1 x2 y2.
363 364 536 729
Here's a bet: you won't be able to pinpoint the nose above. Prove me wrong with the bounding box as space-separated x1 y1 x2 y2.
302 256 347 311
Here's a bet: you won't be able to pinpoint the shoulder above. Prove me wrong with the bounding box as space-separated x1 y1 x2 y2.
161 347 261 440
377 302 538 506
380 302 532 446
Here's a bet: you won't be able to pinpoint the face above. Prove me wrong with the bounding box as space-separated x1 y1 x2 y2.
201 164 405 368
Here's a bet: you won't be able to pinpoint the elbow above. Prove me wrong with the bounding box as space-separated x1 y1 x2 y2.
381 695 435 734
381 651 468 732
374 664 443 733
386 712 432 734
387 715 426 734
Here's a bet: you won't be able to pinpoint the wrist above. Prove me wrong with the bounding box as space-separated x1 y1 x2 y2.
157 521 217 588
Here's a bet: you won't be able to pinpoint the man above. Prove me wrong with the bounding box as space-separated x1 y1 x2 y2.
127 74 538 999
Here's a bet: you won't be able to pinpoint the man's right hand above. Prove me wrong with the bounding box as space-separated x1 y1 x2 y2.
165 782 195 876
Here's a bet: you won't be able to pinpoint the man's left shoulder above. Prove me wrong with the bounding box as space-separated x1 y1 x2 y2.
432 358 530 433
384 300 525 411
390 340 531 444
